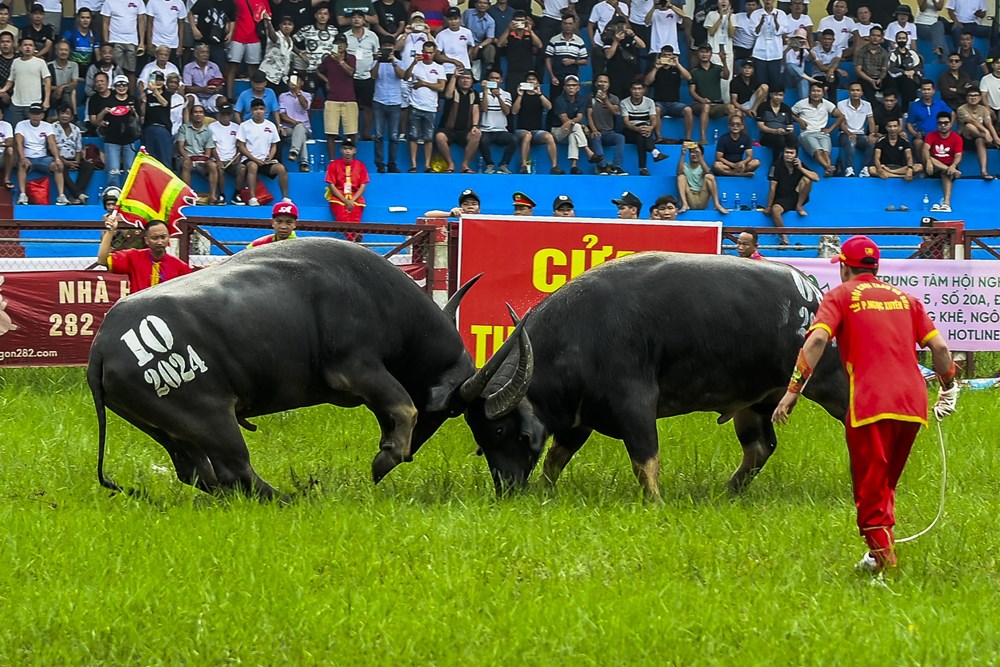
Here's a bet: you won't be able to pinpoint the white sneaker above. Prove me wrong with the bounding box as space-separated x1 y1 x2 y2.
939 203 952 212
844 167 855 177
859 167 870 177
855 552 879 574
930 203 942 212
282 197 292 203
17 192 28 205
247 197 260 206
56 194 69 205
77 193 89 204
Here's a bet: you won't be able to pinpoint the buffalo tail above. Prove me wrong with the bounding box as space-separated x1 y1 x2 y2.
88 352 122 493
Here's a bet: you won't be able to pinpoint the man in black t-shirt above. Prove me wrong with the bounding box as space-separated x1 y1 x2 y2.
873 90 905 137
190 0 236 67
873 117 921 179
434 69 482 173
513 71 563 173
498 11 542 93
757 88 796 157
22 5 54 60
643 45 693 142
765 143 820 244
730 60 769 119
713 115 760 176
372 0 407 41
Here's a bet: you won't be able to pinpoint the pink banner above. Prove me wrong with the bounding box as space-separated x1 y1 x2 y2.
781 258 1000 351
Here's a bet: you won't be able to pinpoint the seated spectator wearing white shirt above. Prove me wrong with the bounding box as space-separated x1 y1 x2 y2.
836 82 877 176
0 106 12 189
236 97 290 205
53 102 93 204
811 28 847 101
278 74 314 172
817 0 855 58
980 57 1000 113
947 0 991 45
15 102 65 204
884 4 917 49
791 80 842 176
208 102 247 204
183 44 225 112
138 46 181 96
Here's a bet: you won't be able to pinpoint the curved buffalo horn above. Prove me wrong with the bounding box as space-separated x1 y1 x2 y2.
505 303 521 325
442 273 483 325
458 305 531 403
483 314 534 419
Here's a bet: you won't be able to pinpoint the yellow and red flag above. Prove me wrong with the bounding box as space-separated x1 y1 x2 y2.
115 149 197 235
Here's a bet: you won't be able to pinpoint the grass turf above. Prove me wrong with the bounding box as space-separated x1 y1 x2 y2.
1 367 997 664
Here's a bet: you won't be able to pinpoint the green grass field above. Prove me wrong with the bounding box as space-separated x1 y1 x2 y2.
2 367 998 665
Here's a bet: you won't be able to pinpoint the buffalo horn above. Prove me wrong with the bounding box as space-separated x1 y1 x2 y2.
442 273 483 325
483 314 534 419
459 305 531 403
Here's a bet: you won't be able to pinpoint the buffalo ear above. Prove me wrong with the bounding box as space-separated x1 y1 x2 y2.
426 384 454 413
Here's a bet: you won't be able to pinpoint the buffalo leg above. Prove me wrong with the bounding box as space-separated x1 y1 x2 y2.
136 423 220 493
541 427 592 486
338 369 419 484
200 420 282 500
617 402 662 503
728 407 778 493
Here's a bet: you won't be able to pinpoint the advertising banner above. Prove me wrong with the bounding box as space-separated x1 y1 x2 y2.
781 258 1000 351
0 271 130 366
457 216 723 366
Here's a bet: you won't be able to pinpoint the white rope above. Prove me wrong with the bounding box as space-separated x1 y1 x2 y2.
897 418 947 544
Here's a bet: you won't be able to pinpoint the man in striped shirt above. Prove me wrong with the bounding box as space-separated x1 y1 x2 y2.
545 14 587 99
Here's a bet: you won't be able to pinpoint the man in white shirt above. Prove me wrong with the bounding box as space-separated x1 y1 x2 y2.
817 0 855 58
15 102 66 205
980 57 1000 113
645 0 684 55
145 0 188 61
346 9 380 139
0 37 50 127
791 80 842 176
0 107 12 189
732 0 758 63
478 68 518 173
138 45 181 95
102 0 148 88
236 98 289 205
836 82 876 176
947 0 991 43
749 0 786 90
588 0 629 76
403 40 445 172
436 7 475 76
209 102 247 204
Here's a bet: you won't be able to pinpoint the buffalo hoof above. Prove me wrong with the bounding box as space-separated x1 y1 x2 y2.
371 449 403 484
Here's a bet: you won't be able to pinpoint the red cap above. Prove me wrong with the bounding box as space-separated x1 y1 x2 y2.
831 235 880 268
272 201 298 219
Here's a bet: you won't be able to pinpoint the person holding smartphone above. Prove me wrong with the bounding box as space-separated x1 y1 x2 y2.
644 0 684 56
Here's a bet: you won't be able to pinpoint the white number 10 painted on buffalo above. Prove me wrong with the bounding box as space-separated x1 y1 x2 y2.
120 315 209 397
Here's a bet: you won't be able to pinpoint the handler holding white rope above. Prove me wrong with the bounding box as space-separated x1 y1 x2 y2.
772 235 960 576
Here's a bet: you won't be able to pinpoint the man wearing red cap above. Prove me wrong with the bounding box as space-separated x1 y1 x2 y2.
247 201 299 248
773 236 960 576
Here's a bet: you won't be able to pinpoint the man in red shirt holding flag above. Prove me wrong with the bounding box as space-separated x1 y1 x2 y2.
773 236 960 576
325 138 369 242
96 149 197 292
247 201 299 248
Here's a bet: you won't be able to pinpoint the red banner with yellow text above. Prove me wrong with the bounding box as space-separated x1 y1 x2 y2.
457 216 722 366
0 271 131 367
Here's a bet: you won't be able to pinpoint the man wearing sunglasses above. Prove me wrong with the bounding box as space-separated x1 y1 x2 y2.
922 111 962 212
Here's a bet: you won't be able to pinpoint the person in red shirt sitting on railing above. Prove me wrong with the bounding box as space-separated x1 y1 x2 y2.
97 213 192 292
247 201 299 248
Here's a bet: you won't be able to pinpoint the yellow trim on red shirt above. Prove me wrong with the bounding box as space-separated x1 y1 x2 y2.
106 256 113 271
847 362 928 428
809 322 833 337
920 329 940 346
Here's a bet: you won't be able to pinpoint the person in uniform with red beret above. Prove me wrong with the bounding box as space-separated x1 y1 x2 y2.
512 191 535 215
247 201 299 248
773 235 960 576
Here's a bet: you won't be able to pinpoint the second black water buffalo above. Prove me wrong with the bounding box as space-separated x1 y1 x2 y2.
465 252 850 501
88 238 531 499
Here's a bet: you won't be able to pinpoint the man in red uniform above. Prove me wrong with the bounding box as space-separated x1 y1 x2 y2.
325 138 369 242
773 236 959 575
923 111 963 213
247 201 299 248
97 214 192 292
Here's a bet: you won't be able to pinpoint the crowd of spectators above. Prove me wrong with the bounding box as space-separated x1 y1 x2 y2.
0 0 996 216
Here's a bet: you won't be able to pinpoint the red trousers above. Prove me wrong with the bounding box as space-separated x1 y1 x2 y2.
845 419 921 564
330 201 364 242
